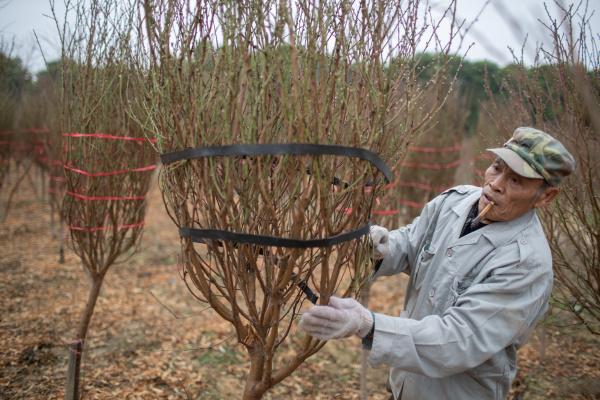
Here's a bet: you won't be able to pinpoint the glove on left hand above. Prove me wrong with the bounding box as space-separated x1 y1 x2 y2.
370 225 390 260
298 296 373 341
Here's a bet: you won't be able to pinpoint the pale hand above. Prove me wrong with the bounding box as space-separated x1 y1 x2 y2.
298 296 373 341
370 225 390 259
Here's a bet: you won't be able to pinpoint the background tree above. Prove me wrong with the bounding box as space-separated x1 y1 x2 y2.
0 45 32 221
481 1 600 334
34 60 66 261
52 1 157 398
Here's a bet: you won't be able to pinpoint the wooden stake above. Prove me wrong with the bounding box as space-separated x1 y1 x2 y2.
65 277 104 400
65 340 82 400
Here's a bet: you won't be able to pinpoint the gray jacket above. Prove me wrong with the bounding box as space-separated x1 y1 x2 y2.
369 185 553 400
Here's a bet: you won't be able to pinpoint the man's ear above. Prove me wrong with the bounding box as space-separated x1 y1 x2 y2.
534 186 560 208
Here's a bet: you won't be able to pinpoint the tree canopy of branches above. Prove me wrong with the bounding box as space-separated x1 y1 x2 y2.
136 0 458 398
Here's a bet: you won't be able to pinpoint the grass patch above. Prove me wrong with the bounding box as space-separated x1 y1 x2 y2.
196 345 240 366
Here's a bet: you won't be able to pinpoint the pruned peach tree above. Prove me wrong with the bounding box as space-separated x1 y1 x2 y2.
52 1 156 398
135 0 457 398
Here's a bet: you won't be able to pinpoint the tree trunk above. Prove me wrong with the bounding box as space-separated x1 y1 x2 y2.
39 165 46 202
242 347 268 400
538 323 547 361
242 383 266 400
65 276 104 400
2 159 32 222
58 217 65 264
50 202 56 239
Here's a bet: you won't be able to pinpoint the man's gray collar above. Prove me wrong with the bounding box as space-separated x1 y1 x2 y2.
450 187 537 248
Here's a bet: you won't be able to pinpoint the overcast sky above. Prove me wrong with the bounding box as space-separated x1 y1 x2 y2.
1 0 598 74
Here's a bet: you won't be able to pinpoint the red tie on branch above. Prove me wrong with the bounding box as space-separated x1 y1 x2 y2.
63 164 156 177
63 132 156 233
408 143 462 153
371 143 467 216
63 132 157 143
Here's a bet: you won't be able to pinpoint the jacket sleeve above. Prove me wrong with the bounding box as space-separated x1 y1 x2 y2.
368 245 553 378
374 192 449 279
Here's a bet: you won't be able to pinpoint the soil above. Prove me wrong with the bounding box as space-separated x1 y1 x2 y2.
1 170 599 399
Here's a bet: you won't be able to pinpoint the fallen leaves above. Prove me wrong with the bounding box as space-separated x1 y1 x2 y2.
1 177 599 399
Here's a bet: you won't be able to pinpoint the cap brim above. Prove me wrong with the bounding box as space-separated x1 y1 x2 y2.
486 148 543 179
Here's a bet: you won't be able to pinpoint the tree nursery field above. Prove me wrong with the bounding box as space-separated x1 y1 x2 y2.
1 172 598 399
1 1 599 399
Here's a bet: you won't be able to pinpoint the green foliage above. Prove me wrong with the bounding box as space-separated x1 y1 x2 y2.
0 52 31 99
391 53 505 135
196 346 240 366
35 60 62 84
0 51 32 129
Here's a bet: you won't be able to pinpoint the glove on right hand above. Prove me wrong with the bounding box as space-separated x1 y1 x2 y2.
370 225 390 259
298 296 373 341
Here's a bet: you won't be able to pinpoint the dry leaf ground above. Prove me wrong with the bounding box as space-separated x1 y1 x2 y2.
1 168 599 399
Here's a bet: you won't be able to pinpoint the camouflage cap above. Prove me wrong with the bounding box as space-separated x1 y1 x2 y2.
487 127 576 186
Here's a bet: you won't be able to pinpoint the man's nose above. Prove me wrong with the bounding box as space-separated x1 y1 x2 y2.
489 173 506 193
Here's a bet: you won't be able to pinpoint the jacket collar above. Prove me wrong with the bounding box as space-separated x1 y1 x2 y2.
480 209 536 248
449 188 482 246
450 187 536 248
451 187 481 219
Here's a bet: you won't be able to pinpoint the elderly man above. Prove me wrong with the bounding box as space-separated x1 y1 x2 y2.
299 127 576 399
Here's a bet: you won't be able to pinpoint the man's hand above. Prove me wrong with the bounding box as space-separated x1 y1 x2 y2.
370 225 390 259
298 296 373 341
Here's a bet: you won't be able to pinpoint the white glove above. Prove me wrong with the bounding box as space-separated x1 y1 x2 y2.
298 296 373 341
370 225 390 259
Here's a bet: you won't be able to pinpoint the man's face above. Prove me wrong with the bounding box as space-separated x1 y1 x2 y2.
479 158 558 222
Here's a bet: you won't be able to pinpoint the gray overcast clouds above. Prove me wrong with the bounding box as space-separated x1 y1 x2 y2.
1 0 599 74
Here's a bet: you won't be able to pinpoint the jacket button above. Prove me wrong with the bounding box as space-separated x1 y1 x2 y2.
446 248 454 257
429 288 435 297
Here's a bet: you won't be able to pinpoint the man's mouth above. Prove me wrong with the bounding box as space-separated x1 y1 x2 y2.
483 192 497 206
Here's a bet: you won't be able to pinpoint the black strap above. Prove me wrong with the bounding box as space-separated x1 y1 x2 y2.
163 143 389 303
160 143 393 183
297 279 319 304
180 223 370 249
